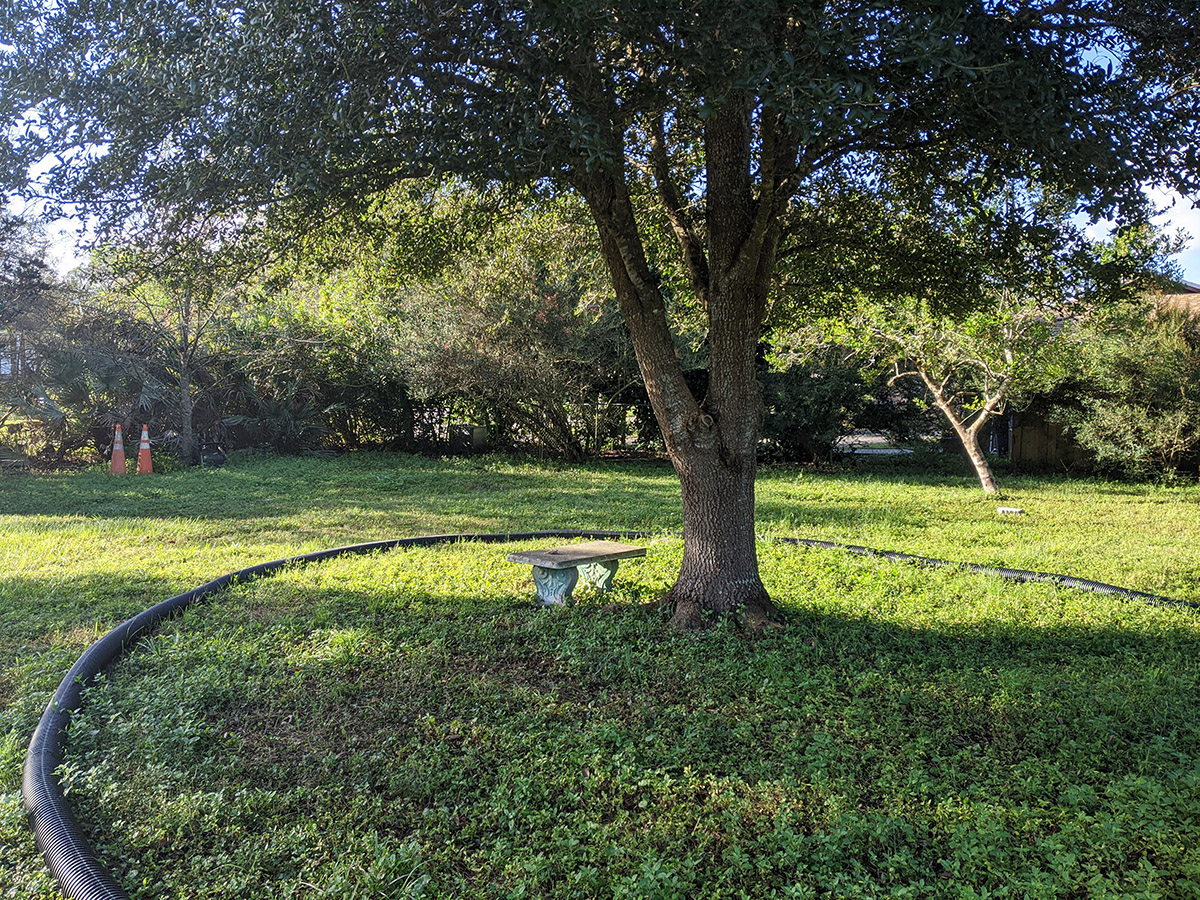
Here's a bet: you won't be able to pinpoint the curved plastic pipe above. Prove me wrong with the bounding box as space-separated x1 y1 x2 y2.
23 529 1192 900
776 537 1199 611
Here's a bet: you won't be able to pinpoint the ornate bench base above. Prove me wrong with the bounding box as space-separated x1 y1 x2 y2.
530 559 619 606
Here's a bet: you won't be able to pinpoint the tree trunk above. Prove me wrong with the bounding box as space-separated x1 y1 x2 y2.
574 97 789 626
178 300 197 466
919 372 1000 494
665 442 774 628
660 251 778 627
580 229 778 620
578 212 779 624
960 425 999 495
179 365 195 466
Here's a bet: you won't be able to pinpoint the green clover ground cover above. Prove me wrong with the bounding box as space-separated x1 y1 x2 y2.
2 453 1200 899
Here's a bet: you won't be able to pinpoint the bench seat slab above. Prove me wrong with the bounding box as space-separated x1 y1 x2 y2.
506 540 646 570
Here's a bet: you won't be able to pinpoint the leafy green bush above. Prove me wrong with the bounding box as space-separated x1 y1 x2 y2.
760 340 928 464
1052 304 1200 478
247 189 646 460
760 348 875 463
397 253 639 461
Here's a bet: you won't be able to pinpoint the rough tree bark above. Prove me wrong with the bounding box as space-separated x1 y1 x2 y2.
577 98 789 627
177 295 196 467
178 362 195 466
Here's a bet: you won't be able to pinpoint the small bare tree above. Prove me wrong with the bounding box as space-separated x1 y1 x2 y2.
876 296 1063 494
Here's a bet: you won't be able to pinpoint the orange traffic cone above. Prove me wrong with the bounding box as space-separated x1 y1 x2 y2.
110 425 127 475
137 424 153 474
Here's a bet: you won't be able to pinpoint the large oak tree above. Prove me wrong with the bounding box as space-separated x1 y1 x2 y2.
3 1 1197 624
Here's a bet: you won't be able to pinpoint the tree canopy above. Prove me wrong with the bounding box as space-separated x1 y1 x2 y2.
3 0 1199 623
5 2 1199 219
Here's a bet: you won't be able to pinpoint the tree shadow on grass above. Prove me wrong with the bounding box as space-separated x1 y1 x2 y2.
52 573 1200 898
9 526 1199 898
67 577 1200 774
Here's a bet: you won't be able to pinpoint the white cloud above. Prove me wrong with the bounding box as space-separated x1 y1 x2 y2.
1148 187 1200 284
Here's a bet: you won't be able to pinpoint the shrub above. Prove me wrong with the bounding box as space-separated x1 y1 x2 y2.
1052 303 1200 478
760 340 928 464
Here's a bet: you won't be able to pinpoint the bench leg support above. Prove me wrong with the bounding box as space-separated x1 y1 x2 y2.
532 565 579 606
579 560 618 591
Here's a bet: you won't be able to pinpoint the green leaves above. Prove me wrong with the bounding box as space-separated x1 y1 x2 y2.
5 0 1198 233
1052 302 1200 478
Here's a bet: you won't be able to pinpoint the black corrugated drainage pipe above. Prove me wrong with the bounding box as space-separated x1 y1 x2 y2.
23 530 1195 900
776 537 1200 611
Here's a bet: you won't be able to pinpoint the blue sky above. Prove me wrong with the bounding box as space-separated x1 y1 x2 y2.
1151 189 1200 284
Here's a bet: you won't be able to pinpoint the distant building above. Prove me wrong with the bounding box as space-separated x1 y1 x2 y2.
1157 278 1200 316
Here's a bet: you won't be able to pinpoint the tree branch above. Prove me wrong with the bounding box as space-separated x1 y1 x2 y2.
730 110 781 287
648 113 710 305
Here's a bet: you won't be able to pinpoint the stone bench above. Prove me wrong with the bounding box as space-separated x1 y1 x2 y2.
507 540 647 606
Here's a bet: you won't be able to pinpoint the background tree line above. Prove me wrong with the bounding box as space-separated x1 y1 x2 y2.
3 177 1195 482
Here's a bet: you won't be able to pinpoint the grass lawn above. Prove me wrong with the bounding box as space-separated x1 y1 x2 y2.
2 452 1199 899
